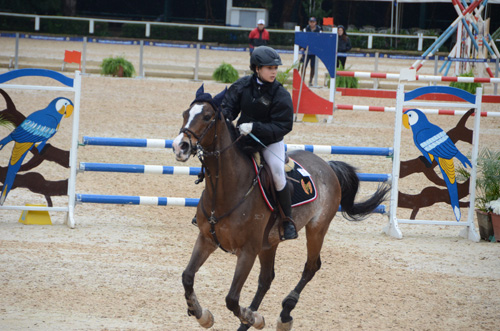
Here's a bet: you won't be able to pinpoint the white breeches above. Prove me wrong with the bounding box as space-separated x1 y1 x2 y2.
262 140 286 191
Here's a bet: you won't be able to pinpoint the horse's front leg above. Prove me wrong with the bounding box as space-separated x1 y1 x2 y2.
226 249 265 329
237 245 278 331
182 233 217 328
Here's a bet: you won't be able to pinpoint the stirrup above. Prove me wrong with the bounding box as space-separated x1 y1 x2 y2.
282 218 298 241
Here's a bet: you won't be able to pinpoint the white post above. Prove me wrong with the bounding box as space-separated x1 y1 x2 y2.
66 71 82 229
89 19 94 34
368 34 373 49
417 32 423 51
145 23 150 37
293 26 300 64
35 16 40 31
460 88 482 242
384 83 404 239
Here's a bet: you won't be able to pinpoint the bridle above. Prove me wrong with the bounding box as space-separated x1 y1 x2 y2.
179 102 260 253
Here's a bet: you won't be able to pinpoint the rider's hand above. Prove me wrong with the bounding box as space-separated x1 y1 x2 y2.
239 123 253 136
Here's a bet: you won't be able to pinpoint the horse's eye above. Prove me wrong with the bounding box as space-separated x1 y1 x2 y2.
203 115 211 121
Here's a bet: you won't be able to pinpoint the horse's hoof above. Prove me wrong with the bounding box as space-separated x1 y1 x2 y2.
253 312 265 329
276 317 293 331
197 308 214 328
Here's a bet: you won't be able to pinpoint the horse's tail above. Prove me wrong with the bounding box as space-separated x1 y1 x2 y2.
328 160 390 221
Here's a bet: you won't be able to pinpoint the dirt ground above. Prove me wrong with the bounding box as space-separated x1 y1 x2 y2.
1 38 500 331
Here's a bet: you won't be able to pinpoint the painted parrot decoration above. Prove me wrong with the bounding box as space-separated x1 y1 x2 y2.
403 108 472 221
0 97 74 205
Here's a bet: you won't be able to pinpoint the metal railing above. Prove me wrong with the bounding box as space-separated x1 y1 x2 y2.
1 11 442 51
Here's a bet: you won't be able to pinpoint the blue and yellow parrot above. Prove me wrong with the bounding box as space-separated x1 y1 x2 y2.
0 97 74 205
403 108 472 221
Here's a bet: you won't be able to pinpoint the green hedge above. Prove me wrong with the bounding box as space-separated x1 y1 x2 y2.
0 16 34 32
40 19 89 36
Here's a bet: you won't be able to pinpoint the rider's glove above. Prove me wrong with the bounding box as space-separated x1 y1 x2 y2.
239 123 253 136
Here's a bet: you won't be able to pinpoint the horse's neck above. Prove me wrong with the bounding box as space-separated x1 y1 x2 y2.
202 124 252 197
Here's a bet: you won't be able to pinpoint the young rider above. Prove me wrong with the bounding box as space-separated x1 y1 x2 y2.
221 46 298 240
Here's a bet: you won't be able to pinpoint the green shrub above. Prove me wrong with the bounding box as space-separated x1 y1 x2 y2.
100 56 135 77
40 19 89 35
212 62 239 83
325 63 359 88
449 70 482 94
150 25 198 41
457 148 500 211
276 62 299 88
122 23 145 39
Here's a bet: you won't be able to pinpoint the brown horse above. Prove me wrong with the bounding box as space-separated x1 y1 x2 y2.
172 86 389 331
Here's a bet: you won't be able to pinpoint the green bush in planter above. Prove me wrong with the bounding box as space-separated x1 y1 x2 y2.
276 62 299 89
449 70 482 94
212 62 239 83
457 148 500 212
100 56 135 77
325 63 359 88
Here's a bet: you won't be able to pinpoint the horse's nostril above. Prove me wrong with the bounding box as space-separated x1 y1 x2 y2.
180 142 189 152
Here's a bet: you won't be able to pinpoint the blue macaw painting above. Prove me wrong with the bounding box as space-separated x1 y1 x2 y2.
403 108 472 221
0 97 74 205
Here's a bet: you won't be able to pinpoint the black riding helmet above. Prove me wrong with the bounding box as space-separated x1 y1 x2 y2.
250 46 282 70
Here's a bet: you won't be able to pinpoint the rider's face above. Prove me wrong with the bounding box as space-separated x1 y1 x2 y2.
257 65 278 83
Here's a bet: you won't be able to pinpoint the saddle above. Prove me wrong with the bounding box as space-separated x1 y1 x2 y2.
251 153 317 245
251 153 317 211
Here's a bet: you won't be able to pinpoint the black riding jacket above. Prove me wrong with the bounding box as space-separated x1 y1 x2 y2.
222 74 293 148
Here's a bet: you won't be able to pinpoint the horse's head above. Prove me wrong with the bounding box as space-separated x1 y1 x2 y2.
173 85 227 162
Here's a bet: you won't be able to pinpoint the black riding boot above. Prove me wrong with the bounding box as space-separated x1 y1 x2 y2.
276 183 298 240
191 215 198 227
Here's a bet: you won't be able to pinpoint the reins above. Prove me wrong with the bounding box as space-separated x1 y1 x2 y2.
183 106 260 253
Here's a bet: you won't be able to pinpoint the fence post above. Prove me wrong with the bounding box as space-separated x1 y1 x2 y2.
194 26 203 81
14 32 19 70
433 55 439 86
82 36 87 74
145 23 150 38
89 19 94 34
139 40 144 78
417 33 423 51
35 16 40 31
494 58 499 95
374 52 379 89
368 34 373 49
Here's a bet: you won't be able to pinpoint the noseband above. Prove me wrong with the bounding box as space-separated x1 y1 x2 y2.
179 102 255 253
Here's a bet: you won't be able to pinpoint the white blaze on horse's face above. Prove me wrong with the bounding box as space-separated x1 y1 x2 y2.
173 104 204 162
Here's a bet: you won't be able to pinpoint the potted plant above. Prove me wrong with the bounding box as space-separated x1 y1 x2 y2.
486 198 500 242
212 62 239 83
100 56 135 77
458 148 500 241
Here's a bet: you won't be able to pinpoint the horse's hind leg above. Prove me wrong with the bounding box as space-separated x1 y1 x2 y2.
182 233 217 328
237 245 278 331
278 224 329 330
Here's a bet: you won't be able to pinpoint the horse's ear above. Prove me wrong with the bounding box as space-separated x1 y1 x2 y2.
196 84 205 98
213 87 227 108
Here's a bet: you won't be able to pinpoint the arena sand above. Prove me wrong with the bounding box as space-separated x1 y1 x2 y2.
0 38 499 330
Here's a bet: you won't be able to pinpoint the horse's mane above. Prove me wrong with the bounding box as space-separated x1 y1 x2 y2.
223 115 239 142
192 84 256 156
